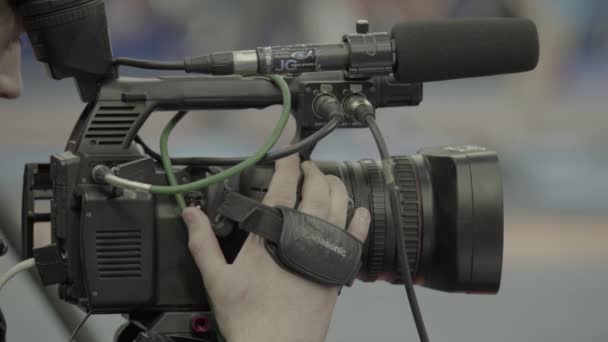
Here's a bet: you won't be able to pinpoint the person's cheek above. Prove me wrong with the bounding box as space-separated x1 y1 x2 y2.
0 38 22 99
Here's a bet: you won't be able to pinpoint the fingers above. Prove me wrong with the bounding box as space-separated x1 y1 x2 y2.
347 207 371 242
263 154 300 208
183 207 227 280
297 161 330 220
326 175 348 228
240 155 300 260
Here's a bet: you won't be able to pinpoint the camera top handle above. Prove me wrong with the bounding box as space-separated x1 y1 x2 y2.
66 72 421 155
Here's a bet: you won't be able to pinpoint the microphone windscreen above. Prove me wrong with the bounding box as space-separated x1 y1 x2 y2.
391 18 539 83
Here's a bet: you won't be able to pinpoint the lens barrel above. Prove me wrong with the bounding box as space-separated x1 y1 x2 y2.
318 146 503 293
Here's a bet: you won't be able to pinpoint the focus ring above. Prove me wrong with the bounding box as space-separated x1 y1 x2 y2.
361 160 387 278
392 156 421 280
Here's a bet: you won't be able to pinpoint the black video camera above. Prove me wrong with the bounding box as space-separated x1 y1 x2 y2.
15 0 539 341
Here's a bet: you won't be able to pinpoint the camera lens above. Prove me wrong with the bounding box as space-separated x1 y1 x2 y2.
237 145 503 293
316 146 503 293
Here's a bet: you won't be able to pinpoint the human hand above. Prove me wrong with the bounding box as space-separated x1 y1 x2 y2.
182 154 371 342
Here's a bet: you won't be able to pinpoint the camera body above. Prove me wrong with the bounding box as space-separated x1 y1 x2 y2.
22 72 431 313
25 145 503 314
22 71 502 316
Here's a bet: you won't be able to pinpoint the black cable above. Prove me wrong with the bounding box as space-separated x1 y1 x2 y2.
260 115 341 161
134 135 163 161
364 115 430 342
134 115 342 166
68 311 92 342
134 112 302 166
114 56 213 73
113 57 184 70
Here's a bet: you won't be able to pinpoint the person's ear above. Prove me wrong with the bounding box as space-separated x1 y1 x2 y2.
0 36 22 99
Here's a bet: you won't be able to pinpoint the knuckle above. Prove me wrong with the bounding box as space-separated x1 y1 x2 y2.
326 175 346 192
302 188 328 207
301 160 314 168
301 161 321 176
325 174 342 184
302 202 328 218
356 207 371 223
265 194 295 207
305 176 328 193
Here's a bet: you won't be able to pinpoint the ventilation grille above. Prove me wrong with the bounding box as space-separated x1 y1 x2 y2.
96 230 142 279
86 105 137 146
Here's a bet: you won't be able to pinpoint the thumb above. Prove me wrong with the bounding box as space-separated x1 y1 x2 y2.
347 207 371 242
183 207 227 281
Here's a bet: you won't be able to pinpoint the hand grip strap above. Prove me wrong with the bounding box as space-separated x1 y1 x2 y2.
218 191 362 286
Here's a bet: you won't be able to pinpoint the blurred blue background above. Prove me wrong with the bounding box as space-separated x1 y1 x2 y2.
1 0 608 341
